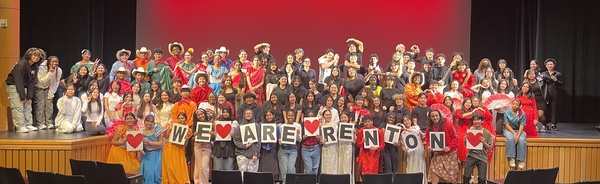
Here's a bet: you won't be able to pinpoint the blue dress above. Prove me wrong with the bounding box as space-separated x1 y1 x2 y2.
207 65 229 95
139 126 164 184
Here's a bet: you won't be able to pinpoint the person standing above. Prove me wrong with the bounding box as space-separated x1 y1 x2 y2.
541 58 563 131
6 48 44 133
35 55 61 129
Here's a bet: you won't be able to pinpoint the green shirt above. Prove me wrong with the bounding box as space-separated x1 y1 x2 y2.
467 128 493 163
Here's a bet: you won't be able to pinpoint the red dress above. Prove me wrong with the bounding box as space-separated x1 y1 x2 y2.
427 92 445 106
246 67 265 105
356 127 385 174
516 96 539 138
452 70 475 98
454 109 471 162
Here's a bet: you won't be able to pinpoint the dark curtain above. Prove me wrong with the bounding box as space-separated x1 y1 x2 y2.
535 0 600 123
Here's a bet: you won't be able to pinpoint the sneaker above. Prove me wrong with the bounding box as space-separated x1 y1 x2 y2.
37 124 47 130
540 125 547 132
518 161 526 169
509 158 516 168
16 127 29 133
47 124 55 129
551 124 558 131
26 125 39 131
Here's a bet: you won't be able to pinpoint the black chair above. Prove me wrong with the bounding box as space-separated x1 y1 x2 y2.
70 159 102 184
211 170 243 184
393 173 424 184
95 161 142 184
319 174 351 184
0 166 25 184
285 173 317 184
531 167 559 184
362 173 393 184
243 171 274 184
489 169 535 184
26 170 57 184
54 173 88 184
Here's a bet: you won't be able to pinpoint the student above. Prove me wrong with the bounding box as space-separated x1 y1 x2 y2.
193 109 212 184
139 115 164 184
425 80 444 106
400 115 427 184
147 48 173 91
426 110 459 184
356 115 384 174
404 72 424 112
278 111 302 184
503 99 527 170
412 92 432 130
463 113 493 184
258 110 279 178
110 49 134 81
82 88 106 135
381 112 401 174
55 84 84 133
320 110 339 174
106 112 141 173
233 109 261 176
131 67 150 94
212 106 238 171
162 112 193 184
35 55 61 130
7 48 43 132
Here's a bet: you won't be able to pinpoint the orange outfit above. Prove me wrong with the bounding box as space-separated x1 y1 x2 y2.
404 83 423 112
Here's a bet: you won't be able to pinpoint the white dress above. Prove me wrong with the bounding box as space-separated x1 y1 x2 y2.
55 96 83 133
104 92 122 127
156 103 173 127
403 125 427 184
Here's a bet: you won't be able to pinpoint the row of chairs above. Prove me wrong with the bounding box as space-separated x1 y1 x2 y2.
488 167 559 184
0 166 86 184
211 170 424 184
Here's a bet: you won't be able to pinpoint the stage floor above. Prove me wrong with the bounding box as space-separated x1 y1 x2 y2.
1 123 599 140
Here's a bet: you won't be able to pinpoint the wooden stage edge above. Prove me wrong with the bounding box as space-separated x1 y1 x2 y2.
0 135 599 183
0 135 111 176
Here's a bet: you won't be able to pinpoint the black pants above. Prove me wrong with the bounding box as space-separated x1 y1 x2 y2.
381 144 399 174
463 156 487 184
495 113 504 135
547 98 557 125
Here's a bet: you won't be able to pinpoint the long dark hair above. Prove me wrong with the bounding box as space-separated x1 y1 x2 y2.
427 110 446 131
156 90 173 110
461 98 473 114
88 88 102 115
137 92 155 118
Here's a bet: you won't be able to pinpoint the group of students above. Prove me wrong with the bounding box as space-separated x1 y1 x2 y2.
6 39 563 184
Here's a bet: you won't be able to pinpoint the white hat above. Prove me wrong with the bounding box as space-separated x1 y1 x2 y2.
181 84 193 90
136 47 152 58
132 67 146 76
116 49 132 60
215 46 229 55
168 42 185 56
113 66 131 76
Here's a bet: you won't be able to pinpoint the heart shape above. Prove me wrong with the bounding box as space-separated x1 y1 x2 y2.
216 123 232 139
304 119 320 134
466 132 483 148
126 133 143 149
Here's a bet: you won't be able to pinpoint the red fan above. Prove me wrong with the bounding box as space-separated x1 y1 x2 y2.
452 98 462 111
483 94 512 110
430 104 452 124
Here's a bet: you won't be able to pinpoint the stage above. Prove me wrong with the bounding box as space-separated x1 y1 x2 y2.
0 123 599 183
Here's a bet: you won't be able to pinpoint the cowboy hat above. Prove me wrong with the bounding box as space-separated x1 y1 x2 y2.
215 46 229 55
181 84 193 90
409 72 425 86
132 67 147 76
168 42 185 56
113 66 131 76
115 49 132 60
136 47 152 58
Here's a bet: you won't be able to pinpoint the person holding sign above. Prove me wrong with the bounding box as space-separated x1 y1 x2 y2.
106 113 141 174
258 110 280 177
400 115 427 184
192 109 213 184
233 109 261 175
425 110 459 184
300 116 323 174
503 99 527 170
337 112 355 183
278 111 302 184
356 115 384 175
162 112 193 184
212 106 238 171
320 110 339 174
139 115 165 184
463 114 493 184
381 112 401 174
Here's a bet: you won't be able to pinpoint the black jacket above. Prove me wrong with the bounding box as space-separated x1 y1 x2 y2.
5 59 38 101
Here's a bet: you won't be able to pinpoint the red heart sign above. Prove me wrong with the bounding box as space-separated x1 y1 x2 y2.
216 123 232 139
126 133 143 149
304 119 320 135
466 131 483 148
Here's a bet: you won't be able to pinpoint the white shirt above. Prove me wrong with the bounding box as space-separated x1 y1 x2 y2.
318 58 332 84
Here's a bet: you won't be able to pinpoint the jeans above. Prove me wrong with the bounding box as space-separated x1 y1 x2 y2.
7 85 33 129
301 146 321 174
463 156 487 184
381 143 399 174
34 87 53 127
278 148 298 183
213 157 235 171
503 129 527 161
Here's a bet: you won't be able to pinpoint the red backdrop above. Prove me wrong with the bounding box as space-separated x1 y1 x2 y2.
136 0 471 71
